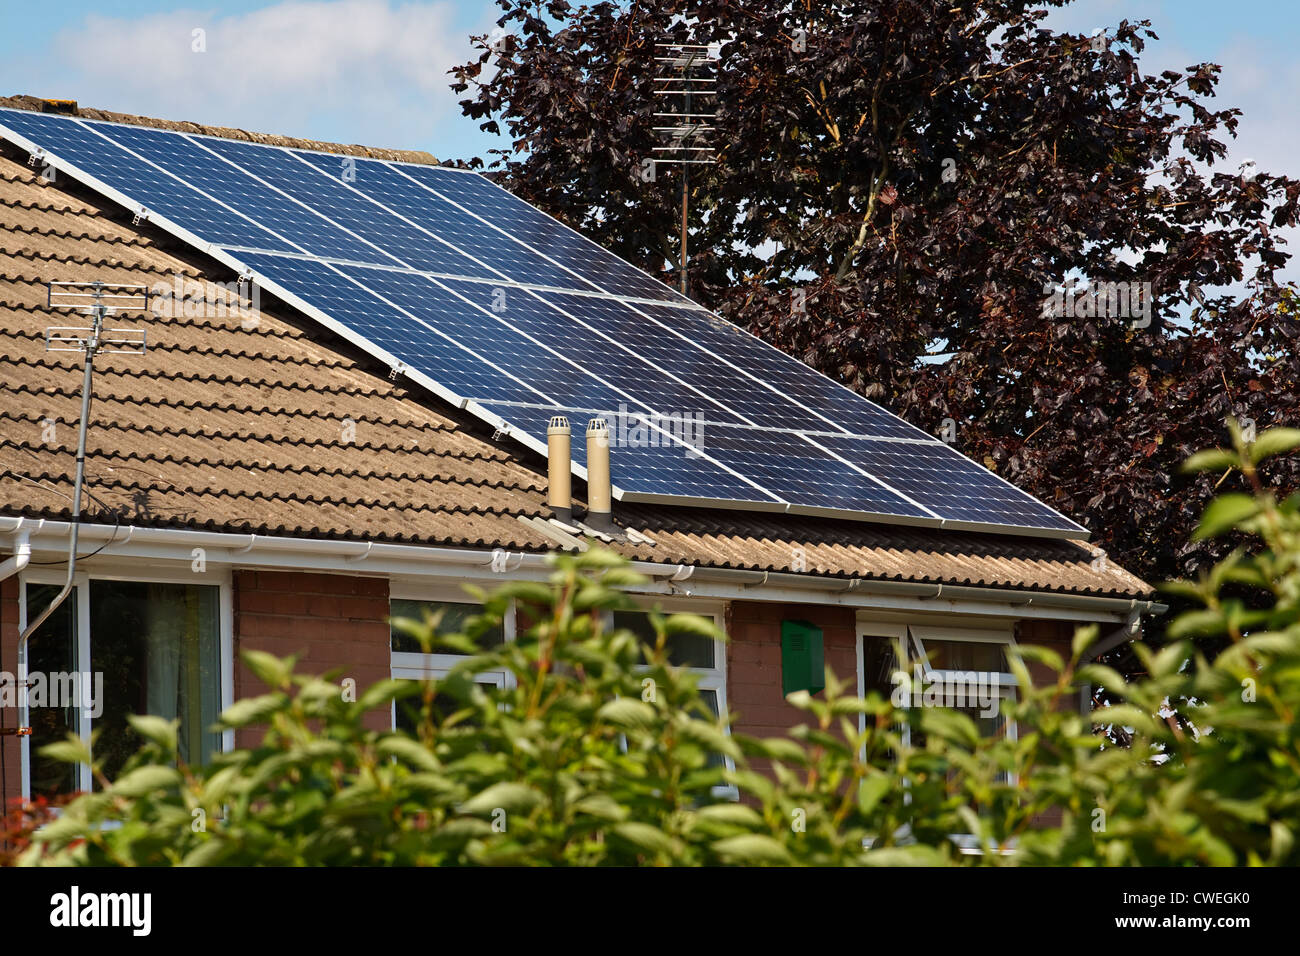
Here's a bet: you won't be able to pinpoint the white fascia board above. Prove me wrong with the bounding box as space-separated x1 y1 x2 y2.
0 517 1153 622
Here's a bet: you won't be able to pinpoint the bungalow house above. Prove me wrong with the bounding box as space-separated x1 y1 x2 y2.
0 96 1158 804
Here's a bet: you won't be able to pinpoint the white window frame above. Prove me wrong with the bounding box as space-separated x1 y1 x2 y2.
17 564 234 799
856 622 1019 854
611 598 735 799
905 625 1019 748
388 581 517 729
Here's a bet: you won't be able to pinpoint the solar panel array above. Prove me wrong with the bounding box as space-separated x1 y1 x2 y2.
0 107 1087 538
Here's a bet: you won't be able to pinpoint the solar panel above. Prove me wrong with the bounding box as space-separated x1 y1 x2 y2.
0 107 1088 539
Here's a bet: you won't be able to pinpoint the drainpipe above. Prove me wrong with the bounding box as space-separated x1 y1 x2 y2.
1081 603 1144 661
1077 604 1144 713
547 416 573 525
0 526 32 583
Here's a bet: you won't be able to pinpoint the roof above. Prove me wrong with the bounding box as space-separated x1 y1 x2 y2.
0 99 1153 600
0 95 439 165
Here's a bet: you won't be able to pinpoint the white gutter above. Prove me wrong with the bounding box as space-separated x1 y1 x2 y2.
0 520 34 583
0 517 1161 622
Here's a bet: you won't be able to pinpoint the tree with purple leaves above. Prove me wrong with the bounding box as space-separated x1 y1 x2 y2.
452 0 1300 663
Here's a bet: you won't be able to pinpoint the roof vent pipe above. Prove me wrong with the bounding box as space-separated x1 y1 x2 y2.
585 417 614 531
547 416 573 524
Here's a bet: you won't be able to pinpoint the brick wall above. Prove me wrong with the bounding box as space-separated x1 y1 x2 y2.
725 600 858 740
232 570 392 746
1016 618 1081 689
1015 617 1085 826
724 601 1093 828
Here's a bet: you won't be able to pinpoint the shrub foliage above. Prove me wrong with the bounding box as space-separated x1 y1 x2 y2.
10 428 1300 866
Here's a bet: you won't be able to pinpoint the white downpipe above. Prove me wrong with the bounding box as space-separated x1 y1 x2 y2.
0 527 32 583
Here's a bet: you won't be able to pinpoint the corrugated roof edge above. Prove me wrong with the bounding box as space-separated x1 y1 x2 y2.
0 506 1154 600
0 95 440 166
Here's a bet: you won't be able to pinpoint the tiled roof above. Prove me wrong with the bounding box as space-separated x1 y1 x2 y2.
0 95 439 165
0 102 1153 600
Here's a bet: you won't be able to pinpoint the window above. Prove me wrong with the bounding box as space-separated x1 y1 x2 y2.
612 607 732 782
24 583 78 798
389 598 504 654
858 624 1017 745
908 627 1017 743
21 574 228 799
388 593 515 732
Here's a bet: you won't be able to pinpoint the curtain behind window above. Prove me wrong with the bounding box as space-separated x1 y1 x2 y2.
91 581 220 781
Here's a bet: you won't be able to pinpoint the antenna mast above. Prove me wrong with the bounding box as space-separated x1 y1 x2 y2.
653 41 719 298
3 281 147 798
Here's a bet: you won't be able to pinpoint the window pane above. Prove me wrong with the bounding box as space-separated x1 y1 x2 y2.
613 610 714 669
919 638 1006 674
390 599 502 653
90 581 221 782
954 701 1008 740
861 636 901 701
699 689 725 769
394 678 496 732
24 583 79 798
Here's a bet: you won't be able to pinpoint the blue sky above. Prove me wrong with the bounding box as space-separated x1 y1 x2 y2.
2 0 1295 172
2 1 1296 286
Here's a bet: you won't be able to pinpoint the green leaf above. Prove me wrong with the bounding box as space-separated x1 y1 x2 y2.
596 697 658 730
712 833 792 864
1181 448 1238 473
749 737 808 764
918 707 980 748
1270 822 1295 863
1015 644 1064 673
676 719 740 759
460 782 542 815
663 612 726 642
1167 608 1227 639
1092 705 1163 736
125 714 179 751
1193 494 1258 540
857 774 892 816
378 735 441 773
1071 624 1099 659
862 845 949 866
572 792 627 821
180 839 229 867
111 765 183 798
357 678 412 711
1249 427 1300 463
695 803 764 827
37 734 92 766
214 693 286 729
241 649 294 689
613 822 681 856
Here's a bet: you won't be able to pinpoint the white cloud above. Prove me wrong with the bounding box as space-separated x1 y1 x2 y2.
42 1 472 151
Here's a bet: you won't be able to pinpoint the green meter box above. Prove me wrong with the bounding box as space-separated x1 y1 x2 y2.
781 619 825 697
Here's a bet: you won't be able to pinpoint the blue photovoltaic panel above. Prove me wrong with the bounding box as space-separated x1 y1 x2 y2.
632 302 936 441
291 151 591 291
235 251 549 405
198 137 500 279
817 436 1082 533
338 265 640 412
0 107 296 253
685 426 932 517
440 280 749 425
400 164 688 304
89 121 387 265
0 107 1088 537
531 292 831 432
